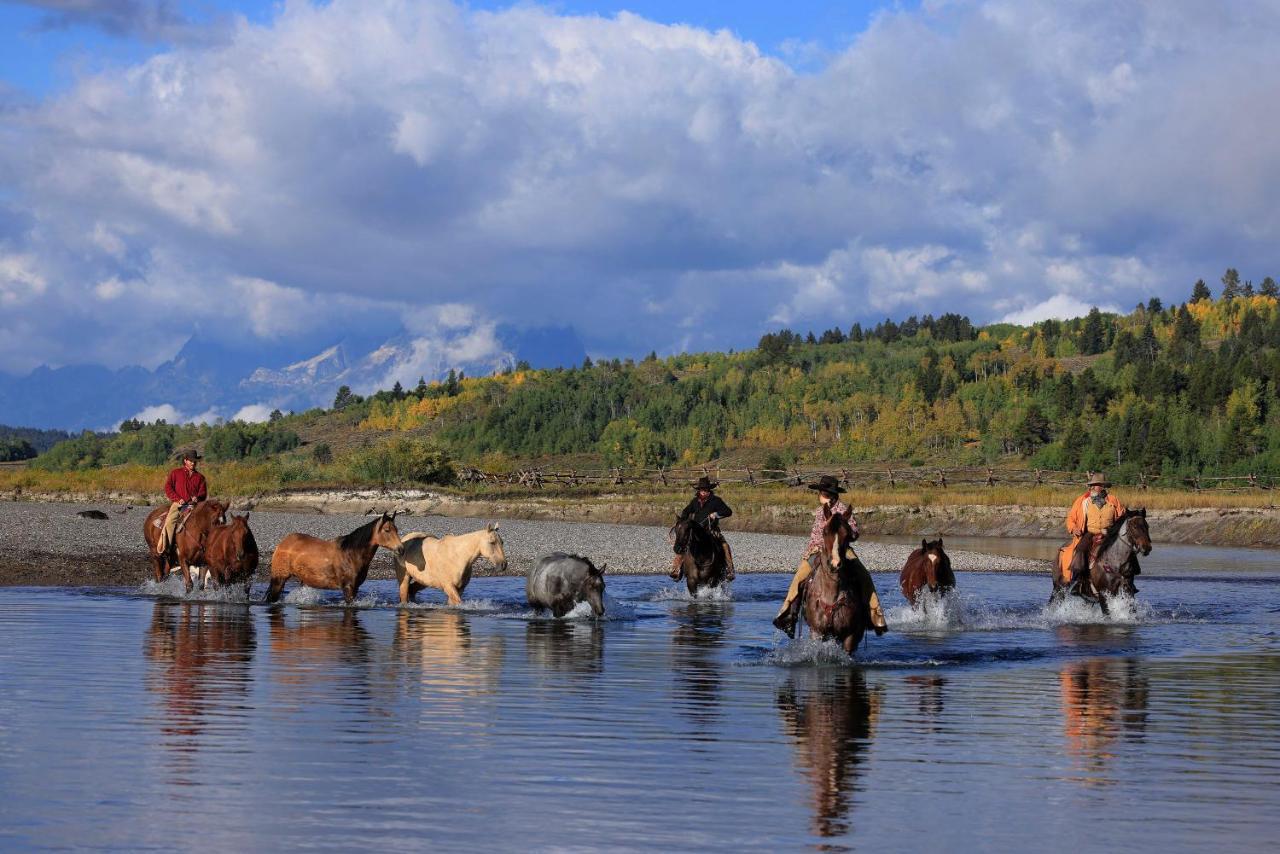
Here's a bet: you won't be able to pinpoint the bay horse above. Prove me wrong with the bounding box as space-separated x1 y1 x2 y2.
393 522 509 604
670 513 728 594
1052 508 1152 614
801 508 867 655
143 499 228 589
266 512 405 604
199 512 259 596
899 538 955 607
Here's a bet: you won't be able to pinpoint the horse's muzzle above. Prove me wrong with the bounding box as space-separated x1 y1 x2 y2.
394 545 406 557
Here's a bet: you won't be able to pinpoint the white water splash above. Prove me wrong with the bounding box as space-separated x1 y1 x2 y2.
1041 593 1153 625
763 635 858 666
651 582 733 603
402 597 505 614
136 574 250 603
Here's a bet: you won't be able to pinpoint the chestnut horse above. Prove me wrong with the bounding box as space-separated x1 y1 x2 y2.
1052 508 1152 614
801 508 867 655
266 512 405 604
899 538 955 607
670 514 729 594
393 522 509 604
199 512 259 596
143 500 228 589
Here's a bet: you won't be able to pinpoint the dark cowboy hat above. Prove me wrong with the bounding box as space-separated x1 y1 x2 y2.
180 448 202 461
691 476 718 491
807 474 845 495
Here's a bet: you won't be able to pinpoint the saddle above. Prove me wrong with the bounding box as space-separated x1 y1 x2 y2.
152 505 195 532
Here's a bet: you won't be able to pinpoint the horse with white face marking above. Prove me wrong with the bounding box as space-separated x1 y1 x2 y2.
899 538 955 607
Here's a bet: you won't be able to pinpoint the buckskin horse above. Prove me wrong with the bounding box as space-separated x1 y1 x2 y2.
266 512 405 604
393 522 509 605
800 508 868 655
899 538 955 608
670 513 729 594
1052 508 1152 614
143 499 228 588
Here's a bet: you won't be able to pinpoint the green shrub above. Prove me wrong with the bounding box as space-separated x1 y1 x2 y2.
346 438 456 486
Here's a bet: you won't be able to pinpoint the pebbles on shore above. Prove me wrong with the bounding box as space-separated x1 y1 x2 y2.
0 501 1037 587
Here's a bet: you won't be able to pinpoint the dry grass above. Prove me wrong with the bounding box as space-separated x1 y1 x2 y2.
2 464 1274 512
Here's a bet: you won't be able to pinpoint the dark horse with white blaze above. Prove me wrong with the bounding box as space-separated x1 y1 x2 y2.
1052 508 1152 614
670 513 729 594
899 539 955 607
266 512 405 604
800 508 868 656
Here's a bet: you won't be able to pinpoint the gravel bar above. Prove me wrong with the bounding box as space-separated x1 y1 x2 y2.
0 501 1039 587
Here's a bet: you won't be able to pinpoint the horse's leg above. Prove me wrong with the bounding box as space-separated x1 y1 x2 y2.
442 581 462 606
179 550 194 593
843 634 857 656
265 574 286 604
342 583 357 605
1097 590 1110 616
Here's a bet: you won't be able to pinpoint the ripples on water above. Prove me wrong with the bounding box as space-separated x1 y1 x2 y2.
1 569 1278 852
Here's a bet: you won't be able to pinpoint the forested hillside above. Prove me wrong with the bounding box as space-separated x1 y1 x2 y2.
20 274 1280 488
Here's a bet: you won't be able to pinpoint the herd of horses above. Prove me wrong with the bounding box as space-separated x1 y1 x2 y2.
144 501 1153 656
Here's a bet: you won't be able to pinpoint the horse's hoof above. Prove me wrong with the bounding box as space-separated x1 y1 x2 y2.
772 613 796 639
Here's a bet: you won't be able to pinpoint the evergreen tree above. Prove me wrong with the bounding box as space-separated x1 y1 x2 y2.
391 381 405 400
1079 307 1106 355
1146 296 1163 314
333 385 355 410
415 376 429 398
1191 279 1211 302
1221 268 1242 300
1261 277 1279 297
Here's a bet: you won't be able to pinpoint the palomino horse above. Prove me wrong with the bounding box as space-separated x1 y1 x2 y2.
143 500 228 588
1052 509 1152 614
199 513 259 595
266 512 405 604
899 538 955 607
393 522 508 605
801 509 868 655
670 514 729 594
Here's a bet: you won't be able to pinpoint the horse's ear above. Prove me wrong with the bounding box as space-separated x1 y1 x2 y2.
598 563 607 575
1139 507 1146 517
922 538 928 550
488 521 498 531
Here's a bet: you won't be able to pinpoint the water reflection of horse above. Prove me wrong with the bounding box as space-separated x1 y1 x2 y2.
801 509 867 655
143 499 228 588
1054 509 1152 613
267 608 375 693
670 602 730 727
1059 657 1151 785
392 611 505 700
899 538 955 608
525 619 604 675
266 512 405 604
776 668 883 840
143 602 255 746
670 515 728 594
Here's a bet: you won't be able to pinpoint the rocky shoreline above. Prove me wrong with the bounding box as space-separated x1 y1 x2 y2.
0 499 1038 588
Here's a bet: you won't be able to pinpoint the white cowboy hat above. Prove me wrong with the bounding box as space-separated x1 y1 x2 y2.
1086 472 1112 487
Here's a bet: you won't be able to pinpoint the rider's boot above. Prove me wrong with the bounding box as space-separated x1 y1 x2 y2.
772 593 800 638
723 542 735 581
869 591 888 637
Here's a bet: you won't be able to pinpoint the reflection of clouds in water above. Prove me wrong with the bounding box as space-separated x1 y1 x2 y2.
776 668 883 842
1059 657 1151 787
143 602 255 786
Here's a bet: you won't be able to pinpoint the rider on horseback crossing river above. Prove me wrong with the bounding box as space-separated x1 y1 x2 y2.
671 476 735 581
156 449 208 555
1061 471 1128 591
772 475 888 639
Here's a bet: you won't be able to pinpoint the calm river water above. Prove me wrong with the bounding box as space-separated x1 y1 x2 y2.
2 552 1278 851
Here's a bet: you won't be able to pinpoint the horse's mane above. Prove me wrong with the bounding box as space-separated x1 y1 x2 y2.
338 516 382 551
1097 508 1139 555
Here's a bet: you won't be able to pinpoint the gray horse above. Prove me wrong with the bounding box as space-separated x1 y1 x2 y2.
527 553 606 618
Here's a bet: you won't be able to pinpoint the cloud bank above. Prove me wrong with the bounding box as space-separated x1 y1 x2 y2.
1 0 1278 374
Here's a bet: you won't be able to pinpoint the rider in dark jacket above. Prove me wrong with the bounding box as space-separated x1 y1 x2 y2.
670 476 735 581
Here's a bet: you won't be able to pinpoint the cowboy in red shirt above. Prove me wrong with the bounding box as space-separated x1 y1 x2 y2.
156 449 208 555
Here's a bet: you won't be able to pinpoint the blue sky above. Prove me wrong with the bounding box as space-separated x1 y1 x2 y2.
1 0 1278 387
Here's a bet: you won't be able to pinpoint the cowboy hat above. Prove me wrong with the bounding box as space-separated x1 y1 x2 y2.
180 448 202 461
806 474 845 495
691 476 718 491
1086 472 1111 487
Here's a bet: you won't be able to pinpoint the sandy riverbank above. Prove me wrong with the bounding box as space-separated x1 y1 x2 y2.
0 500 1038 588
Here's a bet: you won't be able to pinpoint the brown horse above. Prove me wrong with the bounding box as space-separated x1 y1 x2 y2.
670 514 729 594
800 508 867 655
143 500 228 589
899 538 955 607
1052 509 1152 614
199 513 259 596
266 512 405 604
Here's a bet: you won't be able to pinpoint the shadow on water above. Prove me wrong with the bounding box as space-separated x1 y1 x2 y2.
776 668 883 846
1058 657 1151 787
143 601 255 785
671 602 732 730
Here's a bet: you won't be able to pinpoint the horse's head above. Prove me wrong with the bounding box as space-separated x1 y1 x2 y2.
671 514 691 554
225 513 259 574
581 560 606 617
1126 508 1152 556
481 521 508 572
373 511 406 557
920 538 949 590
197 499 228 526
822 509 856 569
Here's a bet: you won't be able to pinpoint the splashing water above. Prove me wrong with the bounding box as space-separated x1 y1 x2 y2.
651 582 733 603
